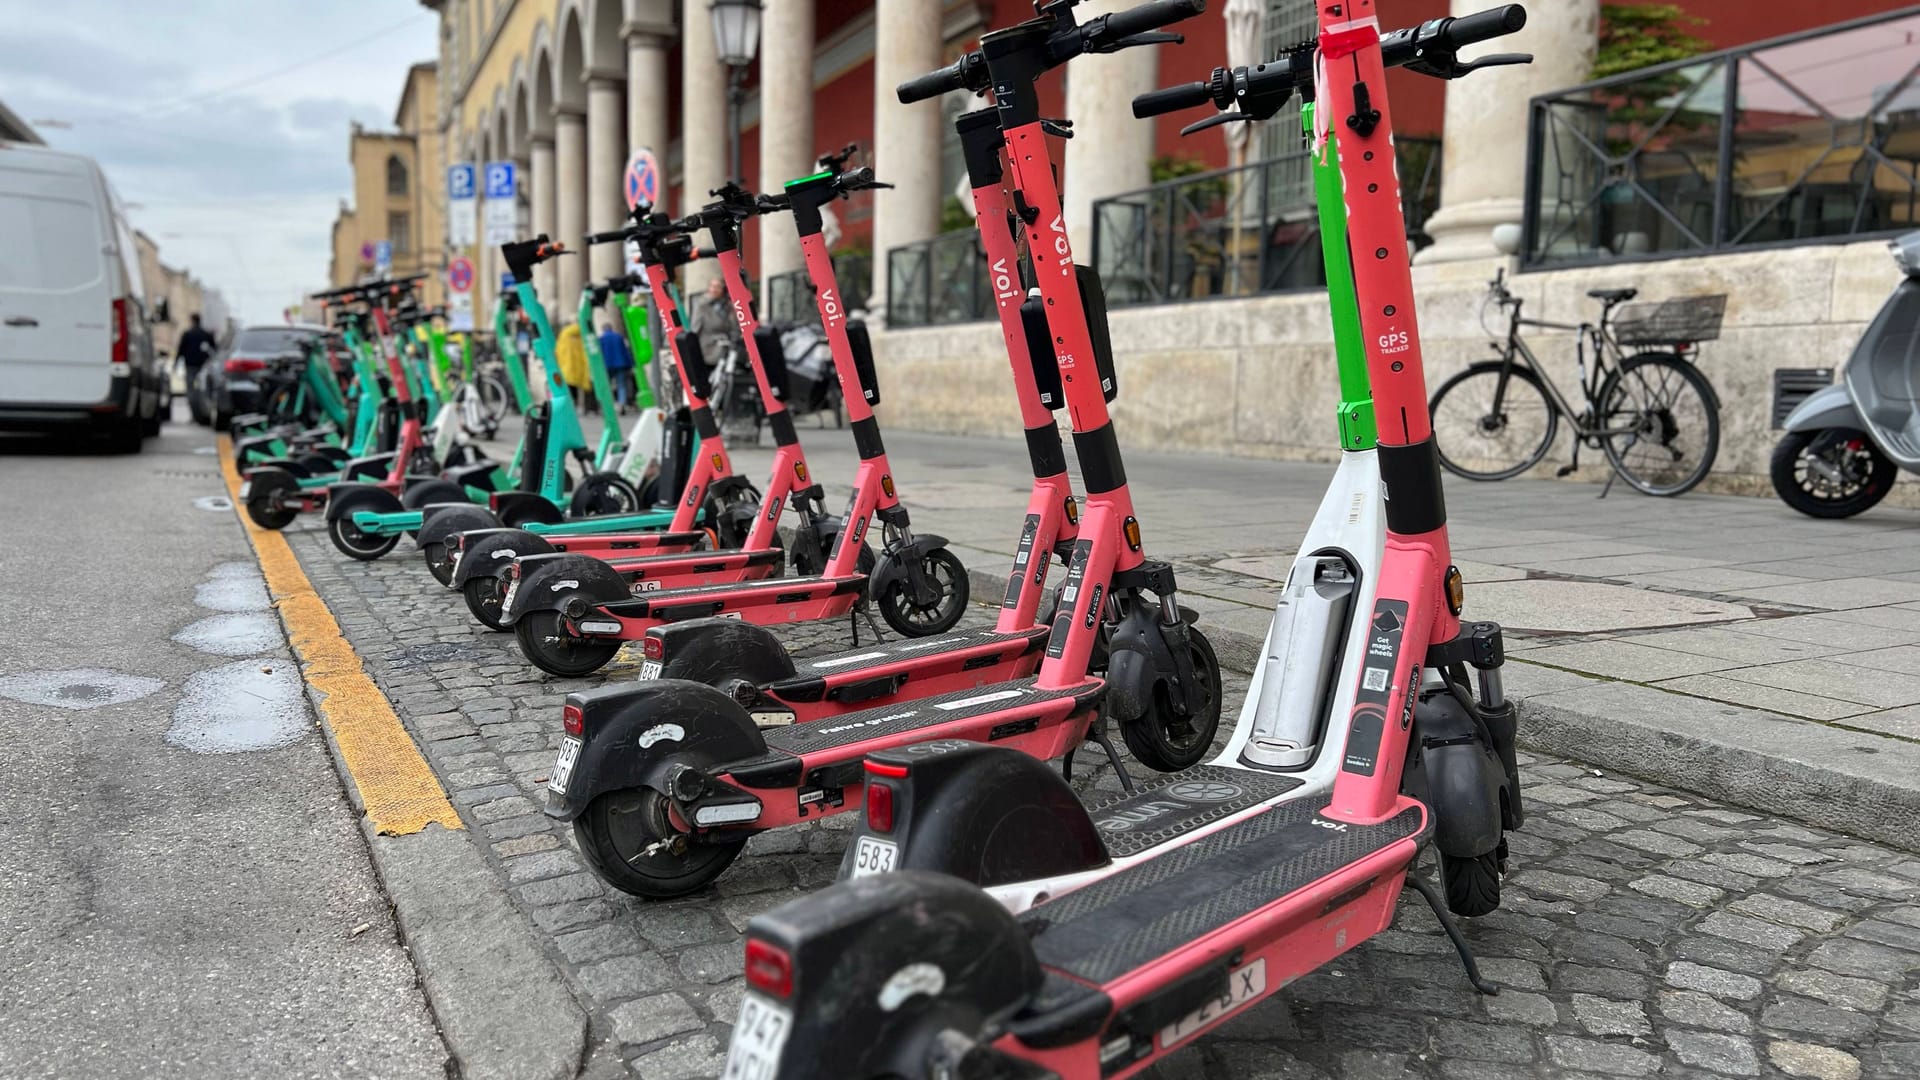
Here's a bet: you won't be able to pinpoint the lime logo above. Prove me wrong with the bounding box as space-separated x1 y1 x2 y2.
1166 780 1243 804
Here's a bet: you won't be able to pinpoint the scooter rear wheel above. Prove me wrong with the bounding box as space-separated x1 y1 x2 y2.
1442 839 1506 918
1120 625 1223 772
515 611 623 677
463 574 510 631
329 514 402 560
574 789 748 898
246 500 298 531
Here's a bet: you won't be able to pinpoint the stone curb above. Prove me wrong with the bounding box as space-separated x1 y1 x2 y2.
289 582 589 1080
965 566 1920 854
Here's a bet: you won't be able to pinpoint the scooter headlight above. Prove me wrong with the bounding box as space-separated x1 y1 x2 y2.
1889 231 1920 279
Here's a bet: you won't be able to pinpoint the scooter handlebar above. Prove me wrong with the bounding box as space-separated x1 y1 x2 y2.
897 53 987 104
1444 3 1529 47
584 228 630 245
1084 0 1206 51
1132 79 1216 118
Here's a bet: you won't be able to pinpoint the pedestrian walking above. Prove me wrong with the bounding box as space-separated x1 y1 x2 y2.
175 313 217 385
557 321 592 413
598 318 634 413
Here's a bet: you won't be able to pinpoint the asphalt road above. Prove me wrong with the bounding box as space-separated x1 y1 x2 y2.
0 417 446 1079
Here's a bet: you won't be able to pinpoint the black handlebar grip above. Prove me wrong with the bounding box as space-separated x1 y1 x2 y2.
1443 4 1528 46
898 59 966 104
584 229 629 245
1132 79 1215 118
1097 0 1206 46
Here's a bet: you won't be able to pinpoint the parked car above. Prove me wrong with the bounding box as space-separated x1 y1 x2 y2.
0 141 164 451
190 323 325 429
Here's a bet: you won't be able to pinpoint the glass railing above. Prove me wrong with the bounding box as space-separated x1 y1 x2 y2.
885 230 996 329
765 252 873 327
1524 7 1920 267
1090 139 1440 308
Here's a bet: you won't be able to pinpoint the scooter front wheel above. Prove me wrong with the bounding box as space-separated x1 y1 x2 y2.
1120 625 1223 773
514 612 623 677
877 547 970 637
329 514 401 560
1770 428 1895 519
574 789 748 898
1442 839 1507 918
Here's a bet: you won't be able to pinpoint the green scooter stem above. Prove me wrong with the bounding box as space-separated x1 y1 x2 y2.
576 287 628 467
1308 103 1376 452
611 293 658 412
512 280 595 501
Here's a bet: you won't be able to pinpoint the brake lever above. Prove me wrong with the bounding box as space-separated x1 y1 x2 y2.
1405 50 1531 80
1179 112 1249 137
1040 118 1074 139
1091 29 1182 54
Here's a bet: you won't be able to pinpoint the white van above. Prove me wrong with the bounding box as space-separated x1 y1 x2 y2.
0 141 162 451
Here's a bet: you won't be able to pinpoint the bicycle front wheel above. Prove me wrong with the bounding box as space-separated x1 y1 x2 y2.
1597 353 1720 496
1429 362 1558 481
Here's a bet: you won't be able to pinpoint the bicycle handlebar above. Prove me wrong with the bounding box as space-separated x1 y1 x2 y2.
1132 3 1528 118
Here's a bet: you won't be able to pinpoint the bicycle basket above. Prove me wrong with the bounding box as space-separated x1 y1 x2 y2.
1611 294 1727 347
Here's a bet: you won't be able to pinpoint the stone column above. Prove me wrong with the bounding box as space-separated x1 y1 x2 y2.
757 0 815 299
626 4 675 167
528 134 558 402
555 108 589 325
1063 0 1158 260
870 0 944 326
680 0 727 293
587 75 628 285
1416 0 1599 264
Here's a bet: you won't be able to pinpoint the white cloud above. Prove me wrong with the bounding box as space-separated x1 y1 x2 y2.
3 1 439 323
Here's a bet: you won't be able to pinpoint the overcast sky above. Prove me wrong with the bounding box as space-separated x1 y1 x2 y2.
4 1 440 324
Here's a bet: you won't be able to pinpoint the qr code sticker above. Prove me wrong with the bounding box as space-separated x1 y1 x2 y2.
1363 668 1390 692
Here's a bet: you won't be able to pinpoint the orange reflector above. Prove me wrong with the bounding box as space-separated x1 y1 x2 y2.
1123 516 1142 551
882 475 896 499
795 462 809 483
1445 565 1466 615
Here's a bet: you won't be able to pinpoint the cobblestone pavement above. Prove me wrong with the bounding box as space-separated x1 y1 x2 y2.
287 524 1920 1079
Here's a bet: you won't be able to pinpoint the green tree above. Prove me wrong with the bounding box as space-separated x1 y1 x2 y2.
1592 4 1710 79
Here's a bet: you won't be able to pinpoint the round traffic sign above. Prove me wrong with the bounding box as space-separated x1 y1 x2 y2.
360 241 376 261
447 257 475 293
625 149 660 211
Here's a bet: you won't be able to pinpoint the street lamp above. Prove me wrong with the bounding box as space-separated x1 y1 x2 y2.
709 0 762 184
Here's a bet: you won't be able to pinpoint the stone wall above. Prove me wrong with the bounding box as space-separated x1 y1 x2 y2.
868 239 1916 505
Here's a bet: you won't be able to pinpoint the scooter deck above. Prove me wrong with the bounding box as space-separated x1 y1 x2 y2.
1079 766 1305 859
725 677 1105 794
607 546 785 586
1012 796 1426 1032
525 511 690 537
598 572 866 624
765 626 1052 705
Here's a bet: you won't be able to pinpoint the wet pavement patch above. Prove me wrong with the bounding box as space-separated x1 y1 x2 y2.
173 613 283 657
194 564 271 612
166 661 309 753
0 668 166 711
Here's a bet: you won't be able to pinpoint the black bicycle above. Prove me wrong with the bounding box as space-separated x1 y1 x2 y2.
1429 270 1724 497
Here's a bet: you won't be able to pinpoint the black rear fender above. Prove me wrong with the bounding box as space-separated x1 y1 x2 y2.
324 483 402 523
649 620 797 686
839 740 1108 888
738 871 1042 1080
450 528 556 588
547 679 768 821
503 552 633 622
491 490 566 527
416 504 506 548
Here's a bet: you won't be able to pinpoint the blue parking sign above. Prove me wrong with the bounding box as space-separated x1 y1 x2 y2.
484 161 517 200
501 272 516 292
447 163 476 201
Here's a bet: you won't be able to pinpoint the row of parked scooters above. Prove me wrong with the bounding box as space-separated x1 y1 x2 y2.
234 1 1536 1075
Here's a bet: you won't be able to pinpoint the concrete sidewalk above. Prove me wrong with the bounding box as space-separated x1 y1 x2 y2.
708 424 1920 849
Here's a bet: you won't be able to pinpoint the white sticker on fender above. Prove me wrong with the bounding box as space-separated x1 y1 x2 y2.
637 723 684 748
876 961 944 1012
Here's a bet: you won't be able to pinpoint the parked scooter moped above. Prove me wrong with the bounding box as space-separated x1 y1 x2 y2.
1772 230 1920 518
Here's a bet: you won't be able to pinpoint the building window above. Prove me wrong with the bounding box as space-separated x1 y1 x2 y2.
387 155 410 197
1524 8 1920 267
389 212 412 254
1254 0 1317 165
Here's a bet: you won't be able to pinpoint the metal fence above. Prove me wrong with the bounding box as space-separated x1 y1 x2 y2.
884 230 997 329
1523 6 1920 268
1090 138 1441 308
765 252 873 326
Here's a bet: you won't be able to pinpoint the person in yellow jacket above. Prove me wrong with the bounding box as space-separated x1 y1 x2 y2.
556 321 594 413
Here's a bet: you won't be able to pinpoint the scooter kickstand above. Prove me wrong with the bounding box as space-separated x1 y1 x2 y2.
1088 724 1136 793
1406 871 1499 996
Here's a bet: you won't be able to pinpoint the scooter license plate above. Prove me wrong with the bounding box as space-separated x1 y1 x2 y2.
1157 958 1266 1050
501 578 519 616
639 660 663 680
850 836 897 878
722 993 792 1080
238 480 252 500
549 736 582 795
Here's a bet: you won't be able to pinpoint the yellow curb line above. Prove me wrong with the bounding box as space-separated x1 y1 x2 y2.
219 437 462 835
